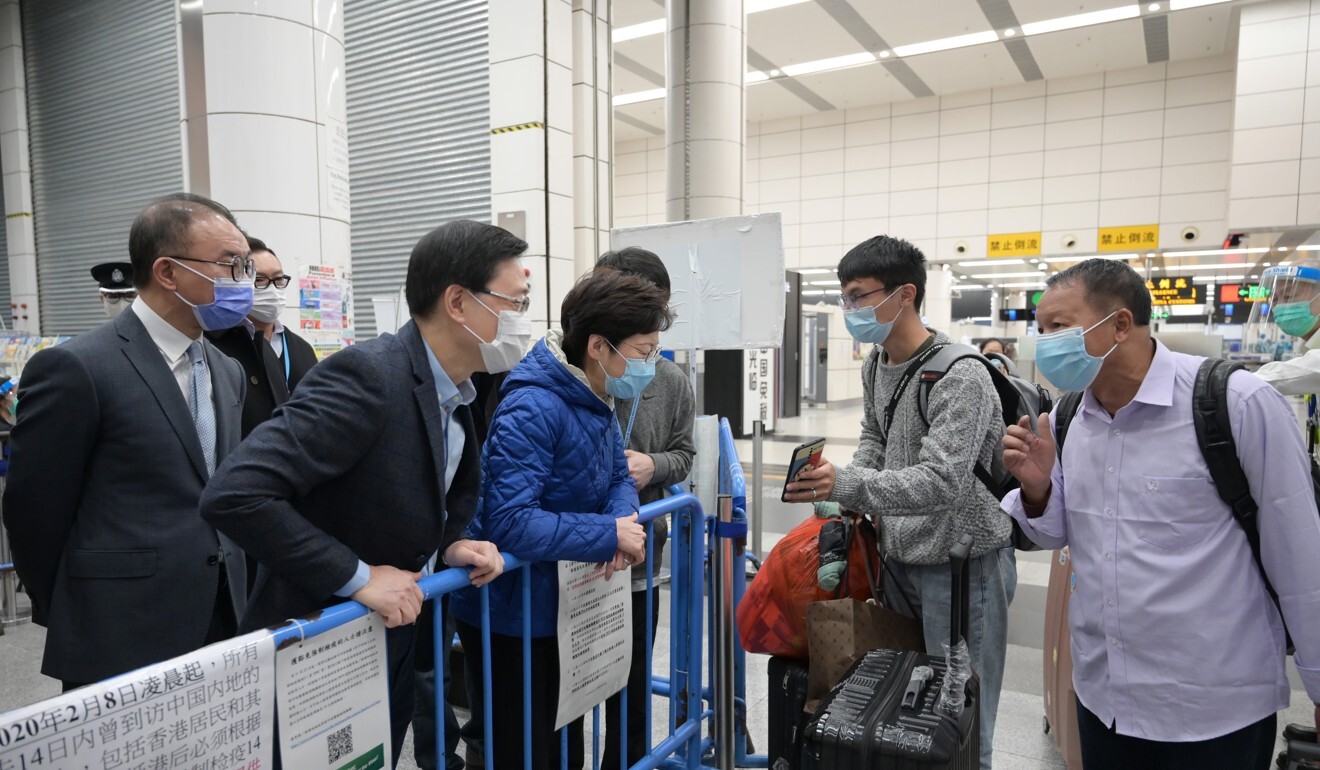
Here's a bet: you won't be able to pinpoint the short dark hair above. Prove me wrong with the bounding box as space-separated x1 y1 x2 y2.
560 271 674 366
405 220 528 319
246 235 276 260
127 193 240 289
595 247 671 295
1046 258 1151 327
837 235 927 309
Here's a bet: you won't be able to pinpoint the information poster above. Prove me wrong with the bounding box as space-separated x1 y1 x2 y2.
275 614 391 770
299 265 353 360
741 347 777 435
554 562 632 730
0 631 274 770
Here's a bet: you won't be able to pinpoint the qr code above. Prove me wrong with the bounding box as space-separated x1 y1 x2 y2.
327 724 354 764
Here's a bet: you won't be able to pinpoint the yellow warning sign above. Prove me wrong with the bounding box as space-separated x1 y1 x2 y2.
1098 224 1159 252
987 232 1042 258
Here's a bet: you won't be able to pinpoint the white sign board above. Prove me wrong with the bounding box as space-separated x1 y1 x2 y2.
742 348 777 434
276 614 392 770
0 631 275 770
611 213 786 351
554 561 633 730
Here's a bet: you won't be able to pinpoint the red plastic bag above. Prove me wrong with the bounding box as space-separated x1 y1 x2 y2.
736 513 878 659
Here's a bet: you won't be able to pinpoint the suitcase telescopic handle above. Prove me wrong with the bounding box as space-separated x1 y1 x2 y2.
948 534 974 648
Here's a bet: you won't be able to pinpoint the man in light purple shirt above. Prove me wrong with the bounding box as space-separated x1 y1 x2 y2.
1001 258 1320 769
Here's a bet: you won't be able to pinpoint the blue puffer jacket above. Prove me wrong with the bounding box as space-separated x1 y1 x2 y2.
450 332 639 638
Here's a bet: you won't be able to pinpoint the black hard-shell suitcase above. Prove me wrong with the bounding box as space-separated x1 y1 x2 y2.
767 655 811 770
800 534 979 770
1277 723 1320 769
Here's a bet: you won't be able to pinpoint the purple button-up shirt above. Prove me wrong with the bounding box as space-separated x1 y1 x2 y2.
1004 340 1320 742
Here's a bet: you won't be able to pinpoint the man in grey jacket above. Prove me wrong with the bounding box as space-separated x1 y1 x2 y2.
787 235 1017 769
596 247 696 768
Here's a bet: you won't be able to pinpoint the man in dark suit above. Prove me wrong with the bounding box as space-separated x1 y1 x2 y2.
201 219 529 766
2 192 251 689
208 235 318 438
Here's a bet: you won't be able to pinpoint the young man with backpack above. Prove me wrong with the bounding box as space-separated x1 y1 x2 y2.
787 235 1018 770
1002 258 1320 769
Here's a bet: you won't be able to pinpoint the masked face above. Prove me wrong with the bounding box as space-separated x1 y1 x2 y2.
599 340 657 400
249 284 285 324
463 291 532 373
1035 311 1119 392
102 294 133 318
170 259 255 332
843 287 903 345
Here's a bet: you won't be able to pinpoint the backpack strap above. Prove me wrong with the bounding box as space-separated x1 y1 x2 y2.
1191 359 1263 552
912 344 1012 498
879 340 947 439
1053 391 1084 461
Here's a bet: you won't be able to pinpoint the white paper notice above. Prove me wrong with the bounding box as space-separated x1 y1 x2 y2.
555 561 633 730
275 614 392 770
0 631 274 770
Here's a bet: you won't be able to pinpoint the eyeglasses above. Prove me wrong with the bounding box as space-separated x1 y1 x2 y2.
837 286 891 310
622 342 664 364
170 255 256 282
480 289 531 314
254 275 292 289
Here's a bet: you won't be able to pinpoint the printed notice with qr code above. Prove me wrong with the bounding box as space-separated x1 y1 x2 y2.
275 614 391 770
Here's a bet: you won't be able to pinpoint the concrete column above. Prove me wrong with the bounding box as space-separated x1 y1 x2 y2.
188 0 352 339
924 267 953 332
489 0 576 330
572 0 612 276
0 0 40 333
665 0 744 222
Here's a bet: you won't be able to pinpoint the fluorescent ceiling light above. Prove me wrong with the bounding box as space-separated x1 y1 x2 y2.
1045 253 1139 263
1192 275 1244 283
782 52 875 77
613 88 665 106
1176 263 1260 271
1021 4 1140 36
746 71 770 83
1169 0 1231 9
796 268 835 274
1164 247 1270 257
1296 245 1320 251
893 30 1000 57
808 280 839 286
997 282 1047 288
613 19 665 42
801 290 831 296
957 258 1026 267
971 271 1048 279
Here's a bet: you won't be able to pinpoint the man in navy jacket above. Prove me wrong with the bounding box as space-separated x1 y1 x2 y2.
202 219 528 765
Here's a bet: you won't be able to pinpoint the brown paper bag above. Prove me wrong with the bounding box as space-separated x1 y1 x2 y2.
805 515 925 700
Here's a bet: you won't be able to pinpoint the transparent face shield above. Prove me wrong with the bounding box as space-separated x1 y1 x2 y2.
1243 265 1320 363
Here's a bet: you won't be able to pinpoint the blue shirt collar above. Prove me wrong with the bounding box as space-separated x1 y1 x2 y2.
424 343 476 410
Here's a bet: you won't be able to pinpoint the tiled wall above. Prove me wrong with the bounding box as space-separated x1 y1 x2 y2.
616 54 1237 270
1229 0 1320 228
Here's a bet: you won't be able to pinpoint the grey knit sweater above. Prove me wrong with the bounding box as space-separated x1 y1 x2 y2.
832 331 1011 564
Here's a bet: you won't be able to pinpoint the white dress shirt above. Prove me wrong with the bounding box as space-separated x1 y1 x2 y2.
131 297 208 410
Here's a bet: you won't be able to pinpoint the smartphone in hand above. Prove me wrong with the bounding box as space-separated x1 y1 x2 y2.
781 438 826 503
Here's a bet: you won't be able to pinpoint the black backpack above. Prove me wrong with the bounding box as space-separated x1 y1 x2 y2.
1054 358 1320 649
872 341 1053 551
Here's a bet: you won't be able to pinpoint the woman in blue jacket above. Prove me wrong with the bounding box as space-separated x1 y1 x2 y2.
452 270 672 769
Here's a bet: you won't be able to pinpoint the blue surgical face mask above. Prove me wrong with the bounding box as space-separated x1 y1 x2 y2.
600 341 657 400
170 259 255 332
844 289 902 345
1035 311 1119 392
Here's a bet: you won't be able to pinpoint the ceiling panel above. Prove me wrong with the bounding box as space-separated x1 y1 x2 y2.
614 99 664 142
1167 6 1235 60
902 44 1026 95
746 3 868 68
850 0 996 49
775 65 918 115
613 33 665 79
612 0 664 29
613 65 658 95
1027 18 1150 79
1007 0 1141 27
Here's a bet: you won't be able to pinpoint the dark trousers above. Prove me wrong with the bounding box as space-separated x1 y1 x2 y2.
384 625 418 770
602 587 661 769
1076 696 1277 770
455 620 585 770
413 597 462 770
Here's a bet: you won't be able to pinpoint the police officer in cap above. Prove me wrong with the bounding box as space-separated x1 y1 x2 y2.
91 262 136 318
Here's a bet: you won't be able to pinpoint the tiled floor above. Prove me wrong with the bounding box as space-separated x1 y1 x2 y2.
1 403 1314 768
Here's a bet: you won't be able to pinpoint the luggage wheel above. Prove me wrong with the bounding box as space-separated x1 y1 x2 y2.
1043 716 1051 735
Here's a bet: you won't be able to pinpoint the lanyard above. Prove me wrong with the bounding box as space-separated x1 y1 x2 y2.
622 396 641 447
281 342 291 385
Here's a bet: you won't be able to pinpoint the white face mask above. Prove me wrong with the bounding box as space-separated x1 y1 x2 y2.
463 291 532 373
103 296 130 318
249 284 285 324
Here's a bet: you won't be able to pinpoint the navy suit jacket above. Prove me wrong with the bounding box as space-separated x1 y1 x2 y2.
1 308 246 683
200 320 480 631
